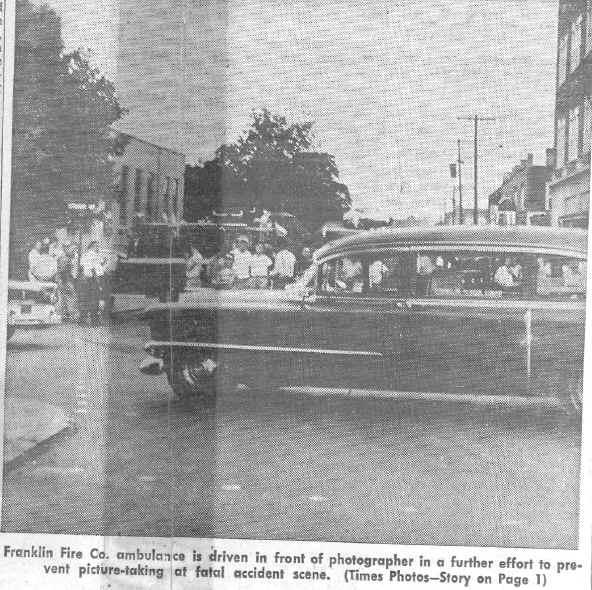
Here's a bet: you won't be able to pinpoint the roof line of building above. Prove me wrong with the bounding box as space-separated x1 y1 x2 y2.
111 126 186 159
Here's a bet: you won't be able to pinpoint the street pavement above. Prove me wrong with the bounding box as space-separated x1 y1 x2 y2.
3 397 71 466
1 320 582 548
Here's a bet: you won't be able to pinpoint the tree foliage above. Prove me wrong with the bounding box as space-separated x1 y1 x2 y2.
184 109 351 231
10 0 125 270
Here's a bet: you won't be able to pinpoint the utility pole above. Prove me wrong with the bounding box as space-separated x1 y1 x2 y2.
457 115 496 224
457 139 464 225
451 185 456 224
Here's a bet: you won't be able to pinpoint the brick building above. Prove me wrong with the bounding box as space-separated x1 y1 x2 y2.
112 132 186 235
488 153 553 225
547 0 592 228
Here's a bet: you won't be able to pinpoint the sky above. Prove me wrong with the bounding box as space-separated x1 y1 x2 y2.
49 0 560 220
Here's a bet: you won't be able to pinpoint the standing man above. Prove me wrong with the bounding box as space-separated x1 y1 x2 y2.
78 241 104 326
231 235 253 289
295 246 313 277
30 243 58 282
250 242 273 289
27 240 42 280
270 239 296 289
59 242 78 320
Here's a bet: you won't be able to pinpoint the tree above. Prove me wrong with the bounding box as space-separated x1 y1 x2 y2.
184 109 351 231
9 0 125 274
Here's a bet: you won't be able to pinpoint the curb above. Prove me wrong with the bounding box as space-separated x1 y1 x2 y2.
3 422 78 473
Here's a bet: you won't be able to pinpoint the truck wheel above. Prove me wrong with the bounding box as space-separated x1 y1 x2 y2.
6 325 15 341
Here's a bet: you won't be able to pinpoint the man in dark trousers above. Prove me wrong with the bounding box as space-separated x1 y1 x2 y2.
78 241 105 326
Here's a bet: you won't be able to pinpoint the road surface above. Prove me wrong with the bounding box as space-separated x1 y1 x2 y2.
2 321 582 548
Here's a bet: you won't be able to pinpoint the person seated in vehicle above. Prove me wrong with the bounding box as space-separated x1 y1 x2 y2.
494 257 521 291
562 260 586 292
339 256 363 292
416 254 436 295
369 259 389 290
510 256 523 282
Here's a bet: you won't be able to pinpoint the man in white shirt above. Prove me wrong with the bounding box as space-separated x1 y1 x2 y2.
494 258 518 289
30 244 58 282
369 259 389 289
270 241 296 289
340 257 363 292
27 240 42 280
249 243 273 289
417 254 436 276
232 236 253 289
510 257 523 282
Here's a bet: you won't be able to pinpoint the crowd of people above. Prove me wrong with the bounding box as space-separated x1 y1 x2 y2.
22 231 315 326
27 237 108 325
184 235 313 291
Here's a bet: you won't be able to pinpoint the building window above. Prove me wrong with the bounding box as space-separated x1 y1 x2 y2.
558 35 568 84
564 192 589 216
134 169 143 213
164 177 172 220
568 106 581 162
146 173 156 221
498 211 517 226
159 177 167 222
556 116 567 167
118 165 129 224
570 16 583 72
584 99 592 156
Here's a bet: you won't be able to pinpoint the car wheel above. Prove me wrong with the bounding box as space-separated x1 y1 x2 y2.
166 355 215 403
6 325 15 341
165 353 236 404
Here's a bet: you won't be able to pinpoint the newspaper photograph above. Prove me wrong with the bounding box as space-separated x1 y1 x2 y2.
0 0 591 588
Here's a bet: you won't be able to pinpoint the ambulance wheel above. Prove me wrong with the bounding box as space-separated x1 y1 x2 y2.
166 355 216 404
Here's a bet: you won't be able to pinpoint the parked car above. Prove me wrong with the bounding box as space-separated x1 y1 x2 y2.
139 226 586 411
7 280 61 340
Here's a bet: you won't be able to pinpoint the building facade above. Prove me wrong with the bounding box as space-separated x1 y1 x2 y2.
547 0 592 228
488 153 552 225
112 132 186 234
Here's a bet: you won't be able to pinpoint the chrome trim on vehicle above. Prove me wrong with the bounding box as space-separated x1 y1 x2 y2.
316 296 585 311
145 340 383 357
317 244 586 265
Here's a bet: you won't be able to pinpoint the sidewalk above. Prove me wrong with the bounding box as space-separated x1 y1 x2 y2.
3 397 72 468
